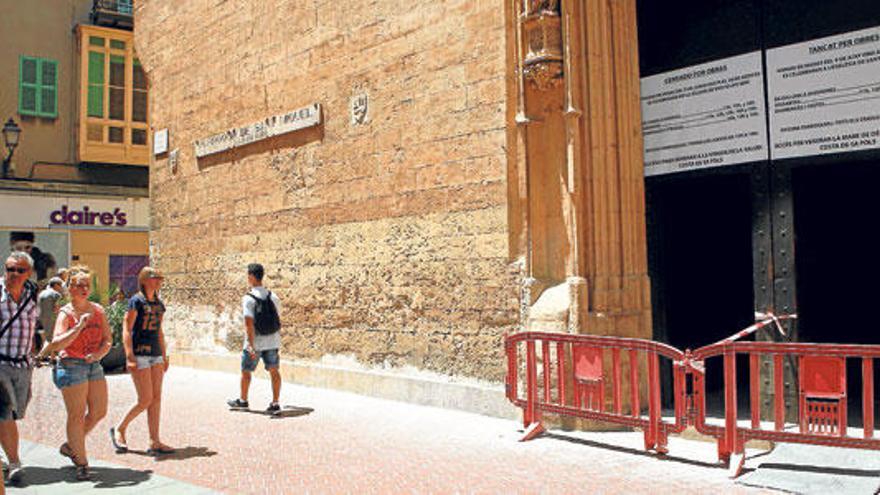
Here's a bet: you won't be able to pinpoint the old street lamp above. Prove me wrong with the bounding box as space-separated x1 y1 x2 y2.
2 118 22 179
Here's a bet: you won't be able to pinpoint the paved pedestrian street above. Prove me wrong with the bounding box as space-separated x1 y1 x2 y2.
8 440 217 494
11 366 775 494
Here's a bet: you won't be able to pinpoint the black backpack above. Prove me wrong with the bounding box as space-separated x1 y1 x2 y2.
247 291 280 335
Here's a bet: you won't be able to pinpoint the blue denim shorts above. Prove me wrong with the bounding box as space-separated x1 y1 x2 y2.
241 348 280 372
52 359 105 389
135 355 165 370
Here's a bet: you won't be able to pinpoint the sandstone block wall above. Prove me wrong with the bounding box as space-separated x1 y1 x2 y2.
135 0 518 382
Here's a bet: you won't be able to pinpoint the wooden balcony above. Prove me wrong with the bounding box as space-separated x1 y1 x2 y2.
91 0 133 30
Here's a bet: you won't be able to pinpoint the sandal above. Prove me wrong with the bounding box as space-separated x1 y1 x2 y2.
146 444 176 456
59 443 75 462
109 427 128 453
74 463 91 481
70 451 91 481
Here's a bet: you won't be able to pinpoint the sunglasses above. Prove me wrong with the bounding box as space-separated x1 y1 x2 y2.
70 282 91 289
5 266 28 275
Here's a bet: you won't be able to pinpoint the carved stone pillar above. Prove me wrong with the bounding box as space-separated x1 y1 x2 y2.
510 0 651 342
514 0 589 335
578 0 652 341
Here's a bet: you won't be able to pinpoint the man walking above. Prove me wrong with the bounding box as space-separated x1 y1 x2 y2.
36 277 64 349
9 232 56 287
227 263 283 413
0 252 39 483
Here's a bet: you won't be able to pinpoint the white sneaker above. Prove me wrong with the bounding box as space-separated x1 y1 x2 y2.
7 461 23 483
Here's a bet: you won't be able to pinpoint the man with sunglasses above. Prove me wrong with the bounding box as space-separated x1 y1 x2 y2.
0 252 39 483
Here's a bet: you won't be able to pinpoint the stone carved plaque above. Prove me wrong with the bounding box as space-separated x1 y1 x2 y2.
350 93 369 125
194 103 322 158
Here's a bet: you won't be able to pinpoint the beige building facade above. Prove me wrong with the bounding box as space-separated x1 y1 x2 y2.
1 0 90 180
1 0 150 299
135 0 647 416
137 0 880 417
138 1 521 385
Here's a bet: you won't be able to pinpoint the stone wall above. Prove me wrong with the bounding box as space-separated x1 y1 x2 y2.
135 0 518 382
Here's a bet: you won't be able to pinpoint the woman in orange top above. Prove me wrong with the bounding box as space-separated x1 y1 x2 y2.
37 266 111 481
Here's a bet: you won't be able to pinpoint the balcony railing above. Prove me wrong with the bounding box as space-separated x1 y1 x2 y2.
91 0 133 30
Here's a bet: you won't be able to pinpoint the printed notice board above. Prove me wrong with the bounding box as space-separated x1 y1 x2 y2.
641 52 768 176
768 26 880 159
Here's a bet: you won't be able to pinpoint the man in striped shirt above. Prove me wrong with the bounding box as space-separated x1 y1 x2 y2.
0 251 39 483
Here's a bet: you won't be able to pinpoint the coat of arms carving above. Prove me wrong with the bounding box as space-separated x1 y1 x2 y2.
350 93 369 125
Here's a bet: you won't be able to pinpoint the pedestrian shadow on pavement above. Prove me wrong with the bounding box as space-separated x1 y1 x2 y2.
14 465 153 489
127 446 218 462
230 405 314 419
541 432 722 469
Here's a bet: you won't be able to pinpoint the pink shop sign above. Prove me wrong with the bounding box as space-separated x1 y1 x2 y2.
50 205 128 227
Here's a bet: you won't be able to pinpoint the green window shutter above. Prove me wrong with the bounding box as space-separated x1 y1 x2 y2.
19 56 38 115
19 56 58 118
88 51 105 118
39 59 58 117
20 57 37 84
88 51 105 84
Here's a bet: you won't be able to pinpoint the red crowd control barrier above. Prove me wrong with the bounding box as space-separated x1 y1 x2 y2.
504 331 688 453
505 315 880 477
691 338 880 475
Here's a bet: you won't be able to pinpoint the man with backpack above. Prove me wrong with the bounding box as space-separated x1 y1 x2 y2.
0 252 39 483
227 263 283 413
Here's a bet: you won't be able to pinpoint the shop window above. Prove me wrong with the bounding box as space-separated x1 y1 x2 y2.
78 25 149 165
109 255 149 297
19 56 58 118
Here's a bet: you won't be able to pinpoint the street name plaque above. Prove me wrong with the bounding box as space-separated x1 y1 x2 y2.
194 103 322 158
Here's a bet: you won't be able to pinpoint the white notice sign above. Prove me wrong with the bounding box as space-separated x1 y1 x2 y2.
153 128 168 155
641 52 768 176
768 26 880 160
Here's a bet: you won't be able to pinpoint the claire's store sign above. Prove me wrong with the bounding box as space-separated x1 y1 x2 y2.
194 103 322 158
50 205 128 227
0 194 148 230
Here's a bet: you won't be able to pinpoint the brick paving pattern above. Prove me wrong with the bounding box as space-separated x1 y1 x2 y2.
7 439 217 494
16 366 777 494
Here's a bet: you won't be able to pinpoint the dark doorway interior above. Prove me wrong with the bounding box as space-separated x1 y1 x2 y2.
794 160 880 426
647 171 756 411
636 0 880 419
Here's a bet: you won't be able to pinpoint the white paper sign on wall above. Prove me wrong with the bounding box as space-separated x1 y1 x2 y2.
767 25 880 160
153 128 169 155
640 52 768 176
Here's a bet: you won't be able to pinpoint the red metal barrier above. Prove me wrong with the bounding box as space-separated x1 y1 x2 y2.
505 315 880 477
504 331 688 453
692 339 880 475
